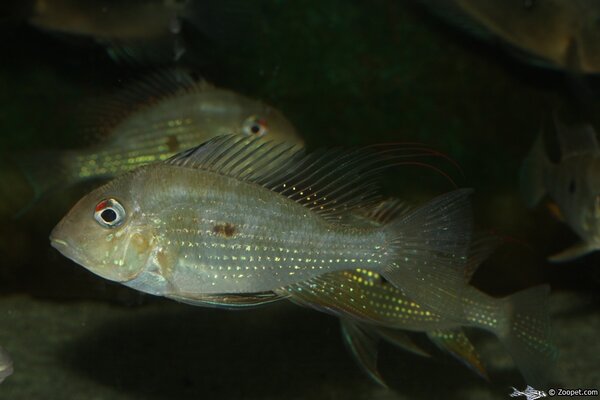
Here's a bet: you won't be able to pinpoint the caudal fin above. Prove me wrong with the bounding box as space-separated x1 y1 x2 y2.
499 285 557 388
12 150 73 216
520 134 549 208
381 188 473 323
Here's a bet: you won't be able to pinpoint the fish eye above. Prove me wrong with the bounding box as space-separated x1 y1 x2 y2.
242 116 268 137
94 198 126 228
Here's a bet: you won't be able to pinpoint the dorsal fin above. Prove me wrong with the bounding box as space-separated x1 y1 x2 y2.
554 116 599 158
360 198 414 225
165 135 455 221
82 68 214 142
463 232 500 282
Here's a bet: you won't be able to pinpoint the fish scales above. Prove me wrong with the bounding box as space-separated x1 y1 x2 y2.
281 261 504 333
129 165 389 295
73 122 214 179
17 70 300 212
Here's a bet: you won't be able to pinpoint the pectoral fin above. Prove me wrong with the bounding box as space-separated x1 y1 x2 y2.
548 242 598 263
165 291 286 309
340 320 433 387
340 319 387 388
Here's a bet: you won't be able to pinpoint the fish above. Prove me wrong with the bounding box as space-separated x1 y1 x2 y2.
510 385 548 399
50 134 475 325
417 0 600 73
0 347 13 384
17 70 301 211
521 118 600 262
278 202 556 387
28 0 253 64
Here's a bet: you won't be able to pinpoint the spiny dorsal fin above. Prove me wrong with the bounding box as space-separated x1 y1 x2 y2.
82 68 214 142
360 198 414 225
463 232 500 282
166 135 455 221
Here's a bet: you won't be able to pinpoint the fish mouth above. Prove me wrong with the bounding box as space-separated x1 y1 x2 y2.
49 236 81 264
50 238 69 250
49 232 87 267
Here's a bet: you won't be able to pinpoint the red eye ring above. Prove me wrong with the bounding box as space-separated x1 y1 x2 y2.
95 200 109 213
243 115 269 137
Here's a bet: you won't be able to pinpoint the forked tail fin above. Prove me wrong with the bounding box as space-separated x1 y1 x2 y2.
498 285 558 388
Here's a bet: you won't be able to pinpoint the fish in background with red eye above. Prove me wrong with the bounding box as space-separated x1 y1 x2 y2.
14 69 301 216
242 115 269 137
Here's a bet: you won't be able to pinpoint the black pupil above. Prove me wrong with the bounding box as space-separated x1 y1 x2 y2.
101 208 118 223
251 124 261 134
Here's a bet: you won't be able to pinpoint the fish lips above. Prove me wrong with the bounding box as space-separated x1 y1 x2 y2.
49 233 92 272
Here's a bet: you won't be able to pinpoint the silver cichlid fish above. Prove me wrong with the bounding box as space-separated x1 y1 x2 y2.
278 202 556 387
521 119 600 262
18 70 301 209
0 347 13 384
418 0 600 73
29 0 252 63
50 135 474 322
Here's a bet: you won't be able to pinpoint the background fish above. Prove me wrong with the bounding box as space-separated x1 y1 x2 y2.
16 70 301 211
0 346 13 384
521 119 600 261
417 0 600 73
278 204 556 388
50 135 474 324
28 0 253 64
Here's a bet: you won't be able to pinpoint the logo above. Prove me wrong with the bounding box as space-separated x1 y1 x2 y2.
509 386 547 400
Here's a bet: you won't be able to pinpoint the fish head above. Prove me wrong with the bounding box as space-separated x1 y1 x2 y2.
50 173 156 283
239 105 302 145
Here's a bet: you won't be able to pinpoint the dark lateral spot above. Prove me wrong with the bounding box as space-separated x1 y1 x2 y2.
213 223 237 238
569 179 576 194
166 135 180 152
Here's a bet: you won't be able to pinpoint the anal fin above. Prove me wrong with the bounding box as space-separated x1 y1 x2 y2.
428 328 488 380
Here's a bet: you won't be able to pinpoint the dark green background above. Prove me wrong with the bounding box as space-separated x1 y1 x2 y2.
0 1 599 399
